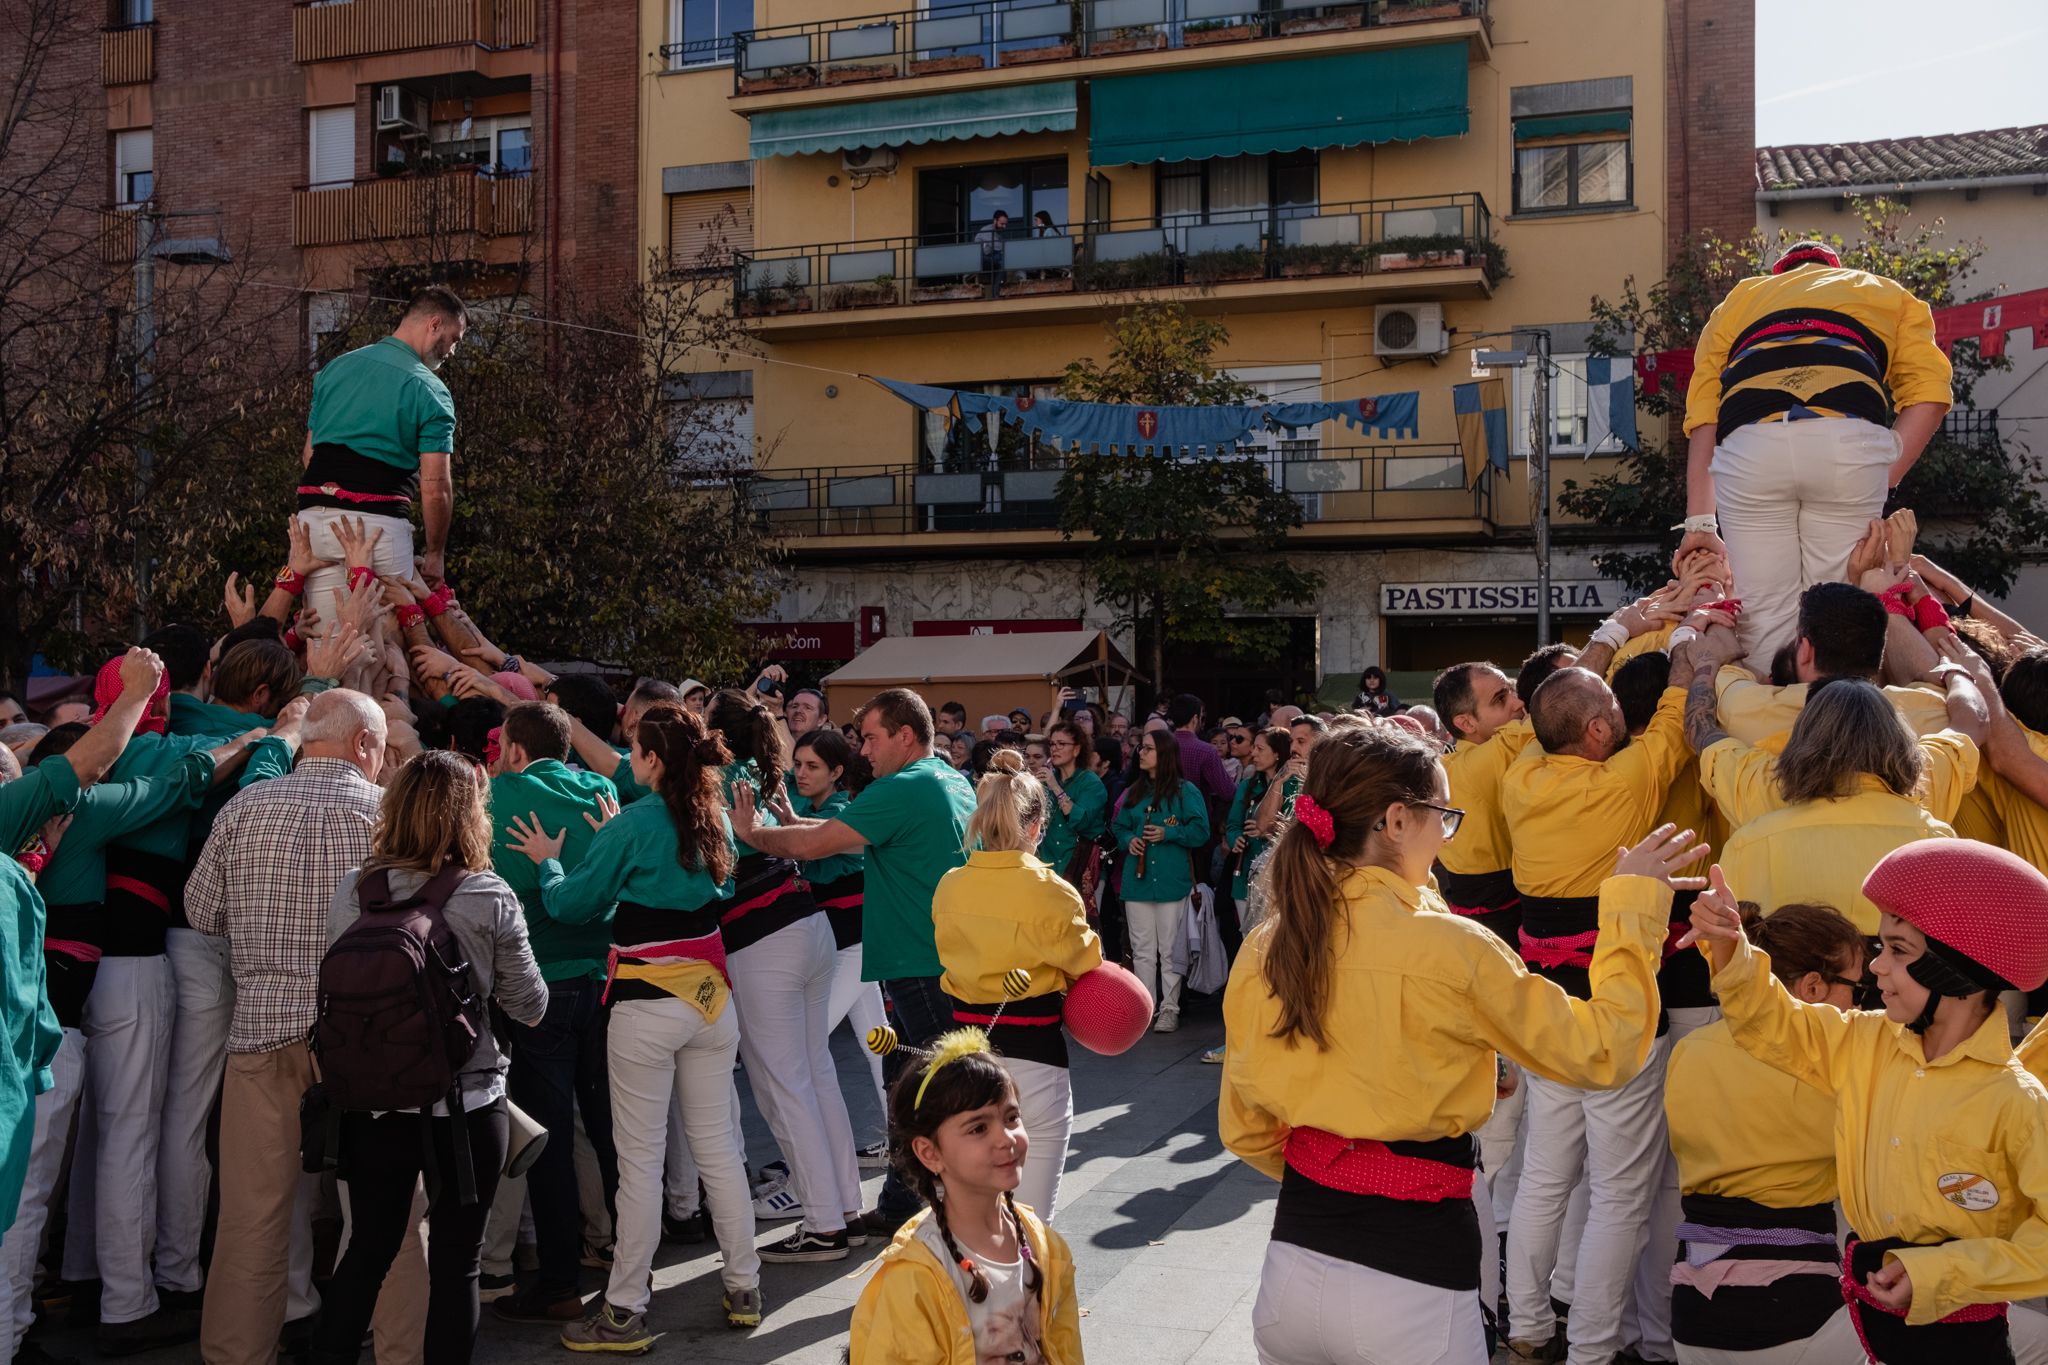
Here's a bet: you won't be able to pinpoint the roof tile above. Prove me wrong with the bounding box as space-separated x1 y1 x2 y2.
1756 125 2048 192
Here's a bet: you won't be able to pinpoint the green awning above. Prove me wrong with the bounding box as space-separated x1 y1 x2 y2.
1089 43 1468 166
748 81 1077 159
1513 109 1631 139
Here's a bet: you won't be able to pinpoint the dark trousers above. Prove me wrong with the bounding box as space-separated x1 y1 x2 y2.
313 1100 509 1365
877 974 951 1217
506 976 618 1293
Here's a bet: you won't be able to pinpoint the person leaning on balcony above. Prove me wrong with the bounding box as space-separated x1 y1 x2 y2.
974 210 1010 292
1672 240 1953 669
297 286 468 615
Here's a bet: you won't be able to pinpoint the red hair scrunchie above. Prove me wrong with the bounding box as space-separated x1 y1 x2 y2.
1294 794 1337 848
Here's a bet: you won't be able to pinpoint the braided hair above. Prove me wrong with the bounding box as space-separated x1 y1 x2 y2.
884 1033 1044 1306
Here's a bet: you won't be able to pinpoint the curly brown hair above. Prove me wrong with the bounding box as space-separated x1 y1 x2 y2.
633 702 736 884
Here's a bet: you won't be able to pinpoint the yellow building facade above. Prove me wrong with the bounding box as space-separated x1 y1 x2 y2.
637 0 1755 711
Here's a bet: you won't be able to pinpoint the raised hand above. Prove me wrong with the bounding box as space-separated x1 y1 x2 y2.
1675 865 1742 958
224 573 258 627
505 812 567 864
306 622 368 681
1611 823 1711 888
287 515 335 580
333 515 384 572
118 646 166 698
583 791 622 833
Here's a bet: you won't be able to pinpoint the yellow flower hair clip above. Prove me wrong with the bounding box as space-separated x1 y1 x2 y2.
914 1026 996 1110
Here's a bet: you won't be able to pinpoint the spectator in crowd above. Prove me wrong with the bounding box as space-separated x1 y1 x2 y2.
936 702 969 741
980 714 1012 742
1113 729 1210 1034
784 688 827 737
1167 694 1236 811
1355 666 1402 718
1008 708 1034 733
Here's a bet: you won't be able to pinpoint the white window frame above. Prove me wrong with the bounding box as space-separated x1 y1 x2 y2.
1511 351 1626 458
114 129 153 208
669 0 753 69
307 107 355 191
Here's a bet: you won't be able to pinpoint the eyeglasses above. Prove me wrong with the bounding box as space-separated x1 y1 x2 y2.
1826 972 1882 1009
1374 802 1465 837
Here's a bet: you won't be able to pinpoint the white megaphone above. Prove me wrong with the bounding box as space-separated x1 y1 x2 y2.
503 1099 550 1179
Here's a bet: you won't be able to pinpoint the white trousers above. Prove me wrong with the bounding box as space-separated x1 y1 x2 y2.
1126 899 1187 1016
728 916 861 1232
1675 1306 1862 1365
1252 1239 1490 1365
64 956 175 1324
296 506 417 631
2 1030 84 1358
608 998 758 1311
1630 1006 1720 1361
826 942 889 1122
664 1075 745 1220
1508 1031 1676 1365
1478 1064 1527 1228
157 928 234 1295
1711 418 1896 667
1006 1057 1074 1224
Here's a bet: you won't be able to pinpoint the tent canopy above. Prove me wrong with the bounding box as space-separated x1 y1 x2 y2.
823 630 1136 729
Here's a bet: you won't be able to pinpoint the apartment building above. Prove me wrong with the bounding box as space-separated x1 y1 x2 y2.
92 0 636 345
642 0 1756 708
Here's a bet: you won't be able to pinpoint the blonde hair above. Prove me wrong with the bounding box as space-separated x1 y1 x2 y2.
966 747 1048 854
365 750 493 876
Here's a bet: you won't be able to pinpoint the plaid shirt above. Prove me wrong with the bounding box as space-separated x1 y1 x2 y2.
187 757 381 1053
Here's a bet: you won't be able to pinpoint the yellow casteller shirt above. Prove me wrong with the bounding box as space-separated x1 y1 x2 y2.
850 1204 1083 1365
1219 868 1668 1178
1666 1018 1837 1208
1977 724 2048 877
1715 670 1950 749
1712 781 1955 935
1438 720 1536 877
1711 934 2048 1325
1698 730 1979 833
1503 688 1693 898
932 850 1102 1004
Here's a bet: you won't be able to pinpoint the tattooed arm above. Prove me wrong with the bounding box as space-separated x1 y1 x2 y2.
1684 660 1729 753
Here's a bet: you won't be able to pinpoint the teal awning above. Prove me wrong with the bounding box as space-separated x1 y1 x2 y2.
749 80 1077 159
1513 110 1631 139
1089 43 1467 166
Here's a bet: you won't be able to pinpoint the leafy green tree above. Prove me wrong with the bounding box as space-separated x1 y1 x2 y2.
1055 303 1321 693
1560 198 2047 594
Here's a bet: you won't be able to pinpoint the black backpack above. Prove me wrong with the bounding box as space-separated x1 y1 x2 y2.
311 864 486 1198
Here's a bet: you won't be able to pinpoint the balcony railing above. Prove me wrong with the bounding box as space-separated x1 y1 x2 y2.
101 22 154 85
741 446 1490 538
1942 407 2000 447
292 168 534 248
711 0 1483 90
291 0 538 64
99 209 139 267
733 193 1497 318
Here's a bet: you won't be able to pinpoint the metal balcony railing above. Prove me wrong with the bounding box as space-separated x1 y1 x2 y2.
700 0 1484 88
291 168 534 248
101 22 154 85
738 446 1491 538
733 193 1497 317
1941 407 2001 448
291 0 537 64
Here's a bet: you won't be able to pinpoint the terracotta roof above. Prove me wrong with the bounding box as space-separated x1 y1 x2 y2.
1755 125 2048 193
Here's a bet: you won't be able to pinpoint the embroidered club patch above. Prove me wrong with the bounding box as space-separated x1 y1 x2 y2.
1937 1171 2000 1211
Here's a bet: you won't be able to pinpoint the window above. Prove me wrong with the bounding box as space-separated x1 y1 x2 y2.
917 159 1068 245
1157 152 1318 231
1509 85 1633 215
307 294 349 364
923 381 1062 472
121 0 152 24
307 108 354 190
668 371 754 472
114 129 153 206
1514 138 1629 213
1511 353 1625 457
667 188 753 274
495 126 531 177
669 0 755 67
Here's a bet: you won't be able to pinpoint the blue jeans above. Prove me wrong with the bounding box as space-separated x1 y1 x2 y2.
505 976 617 1294
877 975 950 1217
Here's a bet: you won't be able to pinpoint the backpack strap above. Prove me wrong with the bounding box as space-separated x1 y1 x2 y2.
358 863 470 917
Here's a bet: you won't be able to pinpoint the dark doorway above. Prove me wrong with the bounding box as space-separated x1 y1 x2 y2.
1138 616 1319 721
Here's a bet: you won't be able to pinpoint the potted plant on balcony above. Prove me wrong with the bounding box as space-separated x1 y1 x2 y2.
737 63 819 94
1185 17 1258 44
1076 252 1175 292
825 275 898 309
1380 0 1465 23
1271 240 1365 278
1184 244 1266 283
1002 269 1077 297
1094 24 1165 53
824 60 898 86
1280 5 1364 35
910 277 988 303
1366 233 1472 271
911 52 986 75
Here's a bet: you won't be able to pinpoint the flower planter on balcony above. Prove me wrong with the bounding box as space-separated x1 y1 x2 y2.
1094 32 1166 54
1185 23 1257 45
911 282 987 303
824 63 897 86
824 283 898 309
1280 12 1363 34
1002 276 1076 296
737 68 818 93
910 53 986 75
741 292 815 316
1374 249 1468 271
1185 248 1268 284
1381 2 1464 22
998 41 1077 65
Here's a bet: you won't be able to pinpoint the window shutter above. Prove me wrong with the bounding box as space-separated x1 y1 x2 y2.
308 108 355 189
668 189 752 272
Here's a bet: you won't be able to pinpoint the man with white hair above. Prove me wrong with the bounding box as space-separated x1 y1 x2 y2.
185 689 389 1364
979 714 1011 742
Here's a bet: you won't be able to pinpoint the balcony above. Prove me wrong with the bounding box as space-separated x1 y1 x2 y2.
713 0 1486 99
101 23 153 85
743 447 1493 550
733 193 1498 336
99 209 139 267
292 0 537 65
292 168 533 248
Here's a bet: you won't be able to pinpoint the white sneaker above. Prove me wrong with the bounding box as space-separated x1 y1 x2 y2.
753 1184 805 1221
1153 1009 1180 1034
857 1140 891 1169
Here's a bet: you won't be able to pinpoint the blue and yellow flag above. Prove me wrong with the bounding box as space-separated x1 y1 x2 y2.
1452 378 1509 488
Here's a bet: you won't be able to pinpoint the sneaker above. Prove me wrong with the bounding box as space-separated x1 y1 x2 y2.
493 1285 586 1323
95 1306 200 1358
753 1184 805 1221
560 1301 658 1354
1152 1009 1180 1034
14 1338 81 1365
758 1227 851 1264
154 1286 204 1313
1506 1333 1566 1362
579 1240 614 1270
723 1286 763 1330
662 1207 709 1244
750 1161 790 1197
478 1271 516 1302
1200 1045 1225 1063
845 1214 870 1248
857 1139 891 1169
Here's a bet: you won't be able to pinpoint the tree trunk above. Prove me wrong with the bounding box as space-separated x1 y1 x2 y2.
1150 591 1167 697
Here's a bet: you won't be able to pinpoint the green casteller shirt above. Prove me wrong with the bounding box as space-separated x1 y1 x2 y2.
1038 767 1108 874
535 799 736 927
0 757 81 1240
307 335 456 472
1224 771 1300 901
491 759 620 982
1112 779 1211 904
168 695 281 850
610 749 652 805
39 743 215 907
106 730 220 864
837 755 976 982
794 789 863 885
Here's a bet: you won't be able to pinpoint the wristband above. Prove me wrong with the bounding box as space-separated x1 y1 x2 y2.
423 583 455 617
1957 593 1976 619
346 565 376 592
1913 595 1950 633
17 850 48 877
1878 583 1915 618
1669 626 1701 647
502 654 524 676
1673 514 1719 534
274 566 306 596
1590 619 1631 651
395 603 425 630
282 628 302 653
301 676 337 695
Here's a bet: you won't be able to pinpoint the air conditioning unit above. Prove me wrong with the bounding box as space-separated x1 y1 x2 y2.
375 85 430 136
841 146 898 175
1373 303 1448 358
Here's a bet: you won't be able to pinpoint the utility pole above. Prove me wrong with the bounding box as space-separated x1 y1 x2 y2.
1532 328 1553 647
132 209 156 641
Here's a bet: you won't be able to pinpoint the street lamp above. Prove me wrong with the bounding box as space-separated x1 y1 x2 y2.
1472 332 1556 645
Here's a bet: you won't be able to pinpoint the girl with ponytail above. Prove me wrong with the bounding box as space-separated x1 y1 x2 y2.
703 688 864 1263
505 702 761 1342
1219 724 1703 1365
931 749 1102 1221
849 1030 1083 1365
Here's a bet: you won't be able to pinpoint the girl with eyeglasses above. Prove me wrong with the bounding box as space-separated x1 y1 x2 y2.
1110 729 1210 1035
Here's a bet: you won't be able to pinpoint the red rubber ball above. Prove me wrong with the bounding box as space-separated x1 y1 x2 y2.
1064 962 1155 1056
